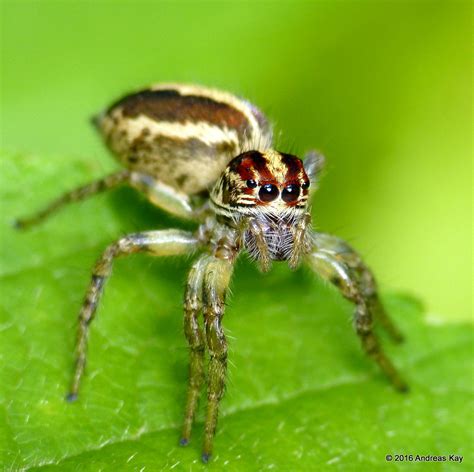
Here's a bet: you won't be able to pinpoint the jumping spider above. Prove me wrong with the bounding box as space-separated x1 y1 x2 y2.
17 83 408 463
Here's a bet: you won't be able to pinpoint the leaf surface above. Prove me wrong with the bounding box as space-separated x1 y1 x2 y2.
0 151 472 471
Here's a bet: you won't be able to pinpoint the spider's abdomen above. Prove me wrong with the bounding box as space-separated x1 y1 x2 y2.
94 84 273 195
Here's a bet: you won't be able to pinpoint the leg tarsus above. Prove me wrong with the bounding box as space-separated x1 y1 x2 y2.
369 297 404 343
359 331 409 392
65 392 78 402
180 342 205 443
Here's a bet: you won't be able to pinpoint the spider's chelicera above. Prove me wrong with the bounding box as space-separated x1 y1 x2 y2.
16 83 408 463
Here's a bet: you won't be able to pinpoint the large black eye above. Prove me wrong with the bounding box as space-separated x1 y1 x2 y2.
282 184 300 203
246 179 258 189
259 184 279 202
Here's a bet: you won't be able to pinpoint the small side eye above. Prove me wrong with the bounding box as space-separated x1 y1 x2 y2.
246 179 258 189
259 184 279 202
301 181 310 190
282 184 300 203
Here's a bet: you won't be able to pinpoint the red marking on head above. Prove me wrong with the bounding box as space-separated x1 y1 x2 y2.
230 151 274 183
234 157 257 180
280 153 307 185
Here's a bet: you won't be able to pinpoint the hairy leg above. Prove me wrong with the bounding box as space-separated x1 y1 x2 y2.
307 232 408 391
314 233 403 341
16 170 196 229
180 255 209 446
201 256 234 462
66 229 197 401
15 170 130 229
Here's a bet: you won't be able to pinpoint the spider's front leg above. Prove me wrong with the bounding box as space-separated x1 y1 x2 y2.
180 255 208 446
307 232 408 392
179 249 235 462
202 254 235 462
66 229 198 401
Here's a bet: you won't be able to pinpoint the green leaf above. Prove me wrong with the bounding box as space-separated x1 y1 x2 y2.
1 150 472 471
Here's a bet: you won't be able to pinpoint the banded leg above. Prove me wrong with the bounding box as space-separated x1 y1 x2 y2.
66 229 197 401
351 255 404 342
180 255 209 446
314 233 403 342
16 170 196 229
307 233 408 392
15 170 130 229
202 256 234 462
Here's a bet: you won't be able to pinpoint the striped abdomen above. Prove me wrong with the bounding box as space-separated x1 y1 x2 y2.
94 83 273 195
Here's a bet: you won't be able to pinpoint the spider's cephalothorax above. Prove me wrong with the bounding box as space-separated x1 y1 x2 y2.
17 83 408 463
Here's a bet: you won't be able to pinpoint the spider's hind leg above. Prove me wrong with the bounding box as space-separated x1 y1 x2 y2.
307 232 408 392
15 170 130 229
15 169 197 229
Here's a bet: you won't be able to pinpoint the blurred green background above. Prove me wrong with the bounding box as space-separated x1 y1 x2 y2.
1 0 471 321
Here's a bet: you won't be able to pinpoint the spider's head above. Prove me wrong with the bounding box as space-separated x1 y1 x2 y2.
210 149 315 267
210 149 311 218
